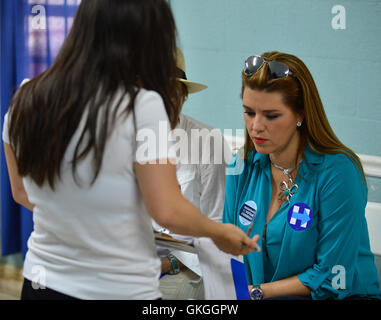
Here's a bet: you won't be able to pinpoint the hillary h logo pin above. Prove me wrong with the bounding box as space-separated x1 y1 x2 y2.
287 203 313 231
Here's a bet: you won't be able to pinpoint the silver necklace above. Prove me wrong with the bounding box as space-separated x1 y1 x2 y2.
270 159 302 203
270 161 298 175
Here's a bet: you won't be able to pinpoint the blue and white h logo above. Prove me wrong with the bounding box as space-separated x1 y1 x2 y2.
287 203 313 231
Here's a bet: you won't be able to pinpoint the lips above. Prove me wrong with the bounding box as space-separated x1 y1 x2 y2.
253 137 268 144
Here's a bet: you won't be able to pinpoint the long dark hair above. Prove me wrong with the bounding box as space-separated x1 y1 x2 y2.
8 0 179 190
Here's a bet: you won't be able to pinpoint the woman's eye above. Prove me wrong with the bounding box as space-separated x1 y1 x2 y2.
244 111 255 117
266 114 280 120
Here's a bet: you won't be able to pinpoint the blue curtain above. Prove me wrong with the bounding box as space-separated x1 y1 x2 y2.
1 0 79 259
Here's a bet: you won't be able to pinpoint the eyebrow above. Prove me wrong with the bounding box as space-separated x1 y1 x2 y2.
242 105 281 113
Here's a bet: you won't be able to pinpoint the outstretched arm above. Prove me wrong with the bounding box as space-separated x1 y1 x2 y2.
134 160 259 256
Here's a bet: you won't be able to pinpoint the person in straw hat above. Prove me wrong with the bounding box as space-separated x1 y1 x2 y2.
154 48 232 300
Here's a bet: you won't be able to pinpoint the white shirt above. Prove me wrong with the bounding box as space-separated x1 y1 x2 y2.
155 114 232 274
3 88 175 299
176 114 231 223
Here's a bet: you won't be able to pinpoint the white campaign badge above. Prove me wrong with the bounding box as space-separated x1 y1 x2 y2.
238 200 257 226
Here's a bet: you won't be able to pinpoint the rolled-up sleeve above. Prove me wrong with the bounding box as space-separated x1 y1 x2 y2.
133 90 176 164
297 155 367 300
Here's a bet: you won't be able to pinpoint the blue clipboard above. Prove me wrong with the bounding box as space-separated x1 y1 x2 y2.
230 258 251 300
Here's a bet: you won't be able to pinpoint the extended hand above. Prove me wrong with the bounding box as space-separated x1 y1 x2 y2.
212 223 260 256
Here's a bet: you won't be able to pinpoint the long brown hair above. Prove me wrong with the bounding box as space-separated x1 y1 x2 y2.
8 0 180 190
241 51 366 184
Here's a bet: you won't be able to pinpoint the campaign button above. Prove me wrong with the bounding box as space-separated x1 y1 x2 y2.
239 201 257 226
287 203 313 231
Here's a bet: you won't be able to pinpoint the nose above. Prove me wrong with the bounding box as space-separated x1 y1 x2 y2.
249 115 265 134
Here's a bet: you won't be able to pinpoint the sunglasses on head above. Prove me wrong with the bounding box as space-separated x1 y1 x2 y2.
243 55 293 79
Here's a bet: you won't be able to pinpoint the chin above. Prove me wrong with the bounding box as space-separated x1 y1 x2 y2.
254 144 271 155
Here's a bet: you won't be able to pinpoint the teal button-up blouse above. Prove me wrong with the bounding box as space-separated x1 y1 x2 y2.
223 146 381 300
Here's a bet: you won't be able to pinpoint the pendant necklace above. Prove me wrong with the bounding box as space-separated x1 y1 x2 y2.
270 159 302 203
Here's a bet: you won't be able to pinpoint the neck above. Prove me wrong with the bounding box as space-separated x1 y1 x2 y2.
269 132 301 169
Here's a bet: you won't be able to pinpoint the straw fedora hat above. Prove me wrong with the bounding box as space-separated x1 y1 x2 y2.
176 47 208 94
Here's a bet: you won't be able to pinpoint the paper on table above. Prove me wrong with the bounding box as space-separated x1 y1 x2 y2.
154 231 197 254
194 237 250 300
152 223 200 273
171 250 202 277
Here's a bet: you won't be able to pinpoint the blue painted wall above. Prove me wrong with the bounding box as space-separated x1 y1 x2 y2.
170 0 381 158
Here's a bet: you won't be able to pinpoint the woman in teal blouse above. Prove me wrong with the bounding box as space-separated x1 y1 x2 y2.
223 52 381 300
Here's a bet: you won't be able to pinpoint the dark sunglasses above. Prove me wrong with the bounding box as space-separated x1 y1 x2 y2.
243 55 293 79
